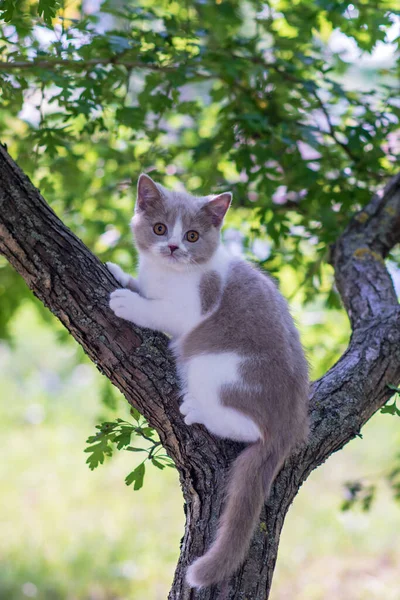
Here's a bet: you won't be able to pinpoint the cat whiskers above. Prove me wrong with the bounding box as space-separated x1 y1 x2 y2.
188 256 208 275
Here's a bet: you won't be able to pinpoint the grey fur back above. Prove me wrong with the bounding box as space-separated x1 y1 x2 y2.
184 259 309 443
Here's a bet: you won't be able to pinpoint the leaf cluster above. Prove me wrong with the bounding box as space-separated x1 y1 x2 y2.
0 0 398 336
341 453 400 512
84 409 174 491
341 480 376 512
341 385 400 511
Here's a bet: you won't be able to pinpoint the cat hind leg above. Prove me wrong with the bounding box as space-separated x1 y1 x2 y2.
201 405 261 443
184 353 262 443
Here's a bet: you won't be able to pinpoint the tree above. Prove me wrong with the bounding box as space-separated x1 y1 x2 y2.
0 1 399 598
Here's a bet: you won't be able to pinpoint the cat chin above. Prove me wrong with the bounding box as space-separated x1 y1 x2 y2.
144 250 192 271
160 257 192 271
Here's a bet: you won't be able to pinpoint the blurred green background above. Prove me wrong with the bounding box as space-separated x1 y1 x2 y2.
1 0 399 598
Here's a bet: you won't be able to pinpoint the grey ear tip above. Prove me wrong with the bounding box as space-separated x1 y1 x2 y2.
138 173 158 189
222 192 233 204
212 191 232 201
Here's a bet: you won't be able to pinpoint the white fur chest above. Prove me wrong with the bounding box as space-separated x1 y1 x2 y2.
138 257 204 335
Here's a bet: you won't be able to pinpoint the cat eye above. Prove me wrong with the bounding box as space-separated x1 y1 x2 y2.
186 230 199 243
153 223 167 235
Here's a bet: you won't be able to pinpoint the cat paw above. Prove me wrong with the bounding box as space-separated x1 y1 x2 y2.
184 409 204 426
109 288 139 321
180 397 204 426
179 395 197 416
106 262 130 287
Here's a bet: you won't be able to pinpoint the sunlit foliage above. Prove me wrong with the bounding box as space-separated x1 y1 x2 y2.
0 0 398 335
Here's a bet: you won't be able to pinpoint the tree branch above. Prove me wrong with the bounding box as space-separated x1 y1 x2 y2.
0 57 177 72
332 173 400 327
0 143 399 599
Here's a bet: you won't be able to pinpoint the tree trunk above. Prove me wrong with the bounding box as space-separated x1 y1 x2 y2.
0 144 399 599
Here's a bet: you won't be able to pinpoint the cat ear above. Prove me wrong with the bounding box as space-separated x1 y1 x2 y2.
136 173 161 211
204 192 232 227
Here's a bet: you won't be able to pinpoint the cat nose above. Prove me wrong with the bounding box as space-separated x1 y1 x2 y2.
168 244 179 254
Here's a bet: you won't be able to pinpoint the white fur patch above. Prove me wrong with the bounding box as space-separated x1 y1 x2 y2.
182 352 261 442
170 218 183 246
136 247 231 337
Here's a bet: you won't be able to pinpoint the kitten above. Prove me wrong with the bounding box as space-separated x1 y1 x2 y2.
107 174 309 588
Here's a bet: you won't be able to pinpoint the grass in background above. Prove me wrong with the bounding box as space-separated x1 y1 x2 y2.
0 307 183 600
1 304 399 600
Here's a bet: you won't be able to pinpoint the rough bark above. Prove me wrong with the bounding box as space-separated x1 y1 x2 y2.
0 144 399 600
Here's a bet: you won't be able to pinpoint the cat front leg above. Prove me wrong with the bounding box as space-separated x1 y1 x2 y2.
109 289 182 336
109 288 155 328
106 262 139 292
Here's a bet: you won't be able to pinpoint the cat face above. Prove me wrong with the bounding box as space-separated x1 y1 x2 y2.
131 174 231 269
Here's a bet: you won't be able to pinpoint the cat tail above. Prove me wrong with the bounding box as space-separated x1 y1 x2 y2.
186 439 285 589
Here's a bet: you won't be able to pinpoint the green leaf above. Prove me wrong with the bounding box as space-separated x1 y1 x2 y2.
0 0 18 21
113 426 133 450
130 407 141 422
138 427 155 438
84 439 113 470
151 458 165 470
37 0 61 25
380 403 397 415
380 400 400 417
116 107 145 129
125 462 146 491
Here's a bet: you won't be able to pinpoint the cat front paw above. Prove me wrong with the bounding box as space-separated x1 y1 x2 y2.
109 288 139 322
106 262 131 288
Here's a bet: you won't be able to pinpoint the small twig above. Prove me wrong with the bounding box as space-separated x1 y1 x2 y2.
0 58 173 71
0 57 211 78
311 89 359 162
